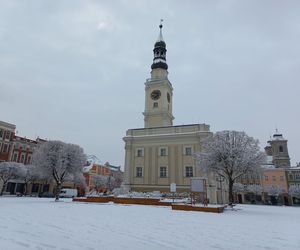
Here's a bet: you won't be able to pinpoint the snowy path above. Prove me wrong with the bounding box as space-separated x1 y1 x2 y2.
0 197 299 250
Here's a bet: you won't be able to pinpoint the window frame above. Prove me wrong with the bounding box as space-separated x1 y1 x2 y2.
159 147 168 156
184 146 193 156
136 167 143 178
185 166 194 178
159 166 168 178
136 148 144 157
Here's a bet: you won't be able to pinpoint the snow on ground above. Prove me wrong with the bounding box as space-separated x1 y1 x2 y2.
0 197 299 250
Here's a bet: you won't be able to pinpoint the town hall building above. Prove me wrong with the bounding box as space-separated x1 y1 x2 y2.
123 24 221 203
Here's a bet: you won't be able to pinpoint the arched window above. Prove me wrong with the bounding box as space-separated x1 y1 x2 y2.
279 145 283 152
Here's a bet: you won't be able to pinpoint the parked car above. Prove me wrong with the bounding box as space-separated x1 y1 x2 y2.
59 188 78 198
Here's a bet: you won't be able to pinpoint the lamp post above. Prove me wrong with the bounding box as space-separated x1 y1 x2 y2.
216 176 225 204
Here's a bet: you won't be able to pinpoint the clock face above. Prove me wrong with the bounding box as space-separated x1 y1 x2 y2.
151 90 161 100
167 93 170 103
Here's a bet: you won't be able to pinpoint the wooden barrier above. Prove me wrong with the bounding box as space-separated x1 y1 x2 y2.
72 197 225 213
114 197 160 205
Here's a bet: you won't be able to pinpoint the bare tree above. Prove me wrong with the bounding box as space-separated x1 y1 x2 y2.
195 130 266 205
32 140 86 201
0 162 24 195
92 174 108 194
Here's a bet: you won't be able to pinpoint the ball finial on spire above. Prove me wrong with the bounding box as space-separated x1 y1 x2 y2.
159 19 163 29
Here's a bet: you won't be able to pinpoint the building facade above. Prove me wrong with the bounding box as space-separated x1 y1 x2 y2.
10 136 46 165
123 24 220 203
0 120 16 162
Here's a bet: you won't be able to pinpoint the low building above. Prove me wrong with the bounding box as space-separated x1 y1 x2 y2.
286 167 300 205
262 168 289 205
83 161 123 193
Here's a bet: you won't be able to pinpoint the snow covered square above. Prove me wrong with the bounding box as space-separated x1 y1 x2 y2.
0 197 299 250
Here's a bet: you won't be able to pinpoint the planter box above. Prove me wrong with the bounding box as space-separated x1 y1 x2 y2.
171 204 225 213
73 196 113 203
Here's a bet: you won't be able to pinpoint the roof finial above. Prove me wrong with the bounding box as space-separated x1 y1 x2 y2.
157 19 164 42
159 19 163 29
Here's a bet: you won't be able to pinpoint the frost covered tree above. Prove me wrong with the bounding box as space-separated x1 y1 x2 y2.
247 184 263 203
18 164 42 196
195 130 266 205
0 162 24 195
266 185 284 196
92 174 108 194
247 184 262 195
32 140 86 201
233 183 245 194
289 185 300 199
289 185 300 198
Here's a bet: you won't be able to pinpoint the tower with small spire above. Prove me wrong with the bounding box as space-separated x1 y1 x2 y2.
143 21 174 128
265 130 291 168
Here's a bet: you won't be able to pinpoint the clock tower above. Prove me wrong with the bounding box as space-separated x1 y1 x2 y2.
143 23 174 128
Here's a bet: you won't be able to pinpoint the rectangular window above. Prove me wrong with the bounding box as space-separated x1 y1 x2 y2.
280 176 284 181
5 131 10 140
2 144 8 153
185 166 193 177
185 147 192 156
26 156 31 165
20 154 25 163
160 166 167 178
153 102 158 108
272 176 276 181
0 129 2 138
136 167 143 177
136 148 144 157
160 148 167 156
12 153 18 162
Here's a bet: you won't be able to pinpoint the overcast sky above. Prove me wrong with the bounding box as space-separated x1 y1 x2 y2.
1 0 299 167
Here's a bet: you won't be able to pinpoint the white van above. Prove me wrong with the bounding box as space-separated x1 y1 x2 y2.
59 188 78 198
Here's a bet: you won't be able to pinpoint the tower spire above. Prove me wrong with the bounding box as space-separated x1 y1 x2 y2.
157 19 164 42
151 20 168 70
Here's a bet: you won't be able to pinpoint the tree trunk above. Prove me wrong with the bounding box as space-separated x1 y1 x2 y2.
228 179 234 205
23 183 27 196
0 181 7 196
55 182 62 202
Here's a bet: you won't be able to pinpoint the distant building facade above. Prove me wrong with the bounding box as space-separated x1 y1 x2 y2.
83 162 123 193
0 120 16 162
235 131 297 205
10 136 46 164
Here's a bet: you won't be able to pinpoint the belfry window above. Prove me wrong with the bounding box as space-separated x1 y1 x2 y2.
279 146 283 152
153 102 158 108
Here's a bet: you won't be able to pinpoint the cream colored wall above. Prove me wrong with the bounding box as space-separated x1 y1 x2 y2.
123 124 222 203
143 69 174 128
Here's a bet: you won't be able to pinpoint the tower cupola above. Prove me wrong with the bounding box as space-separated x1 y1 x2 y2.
151 22 168 70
